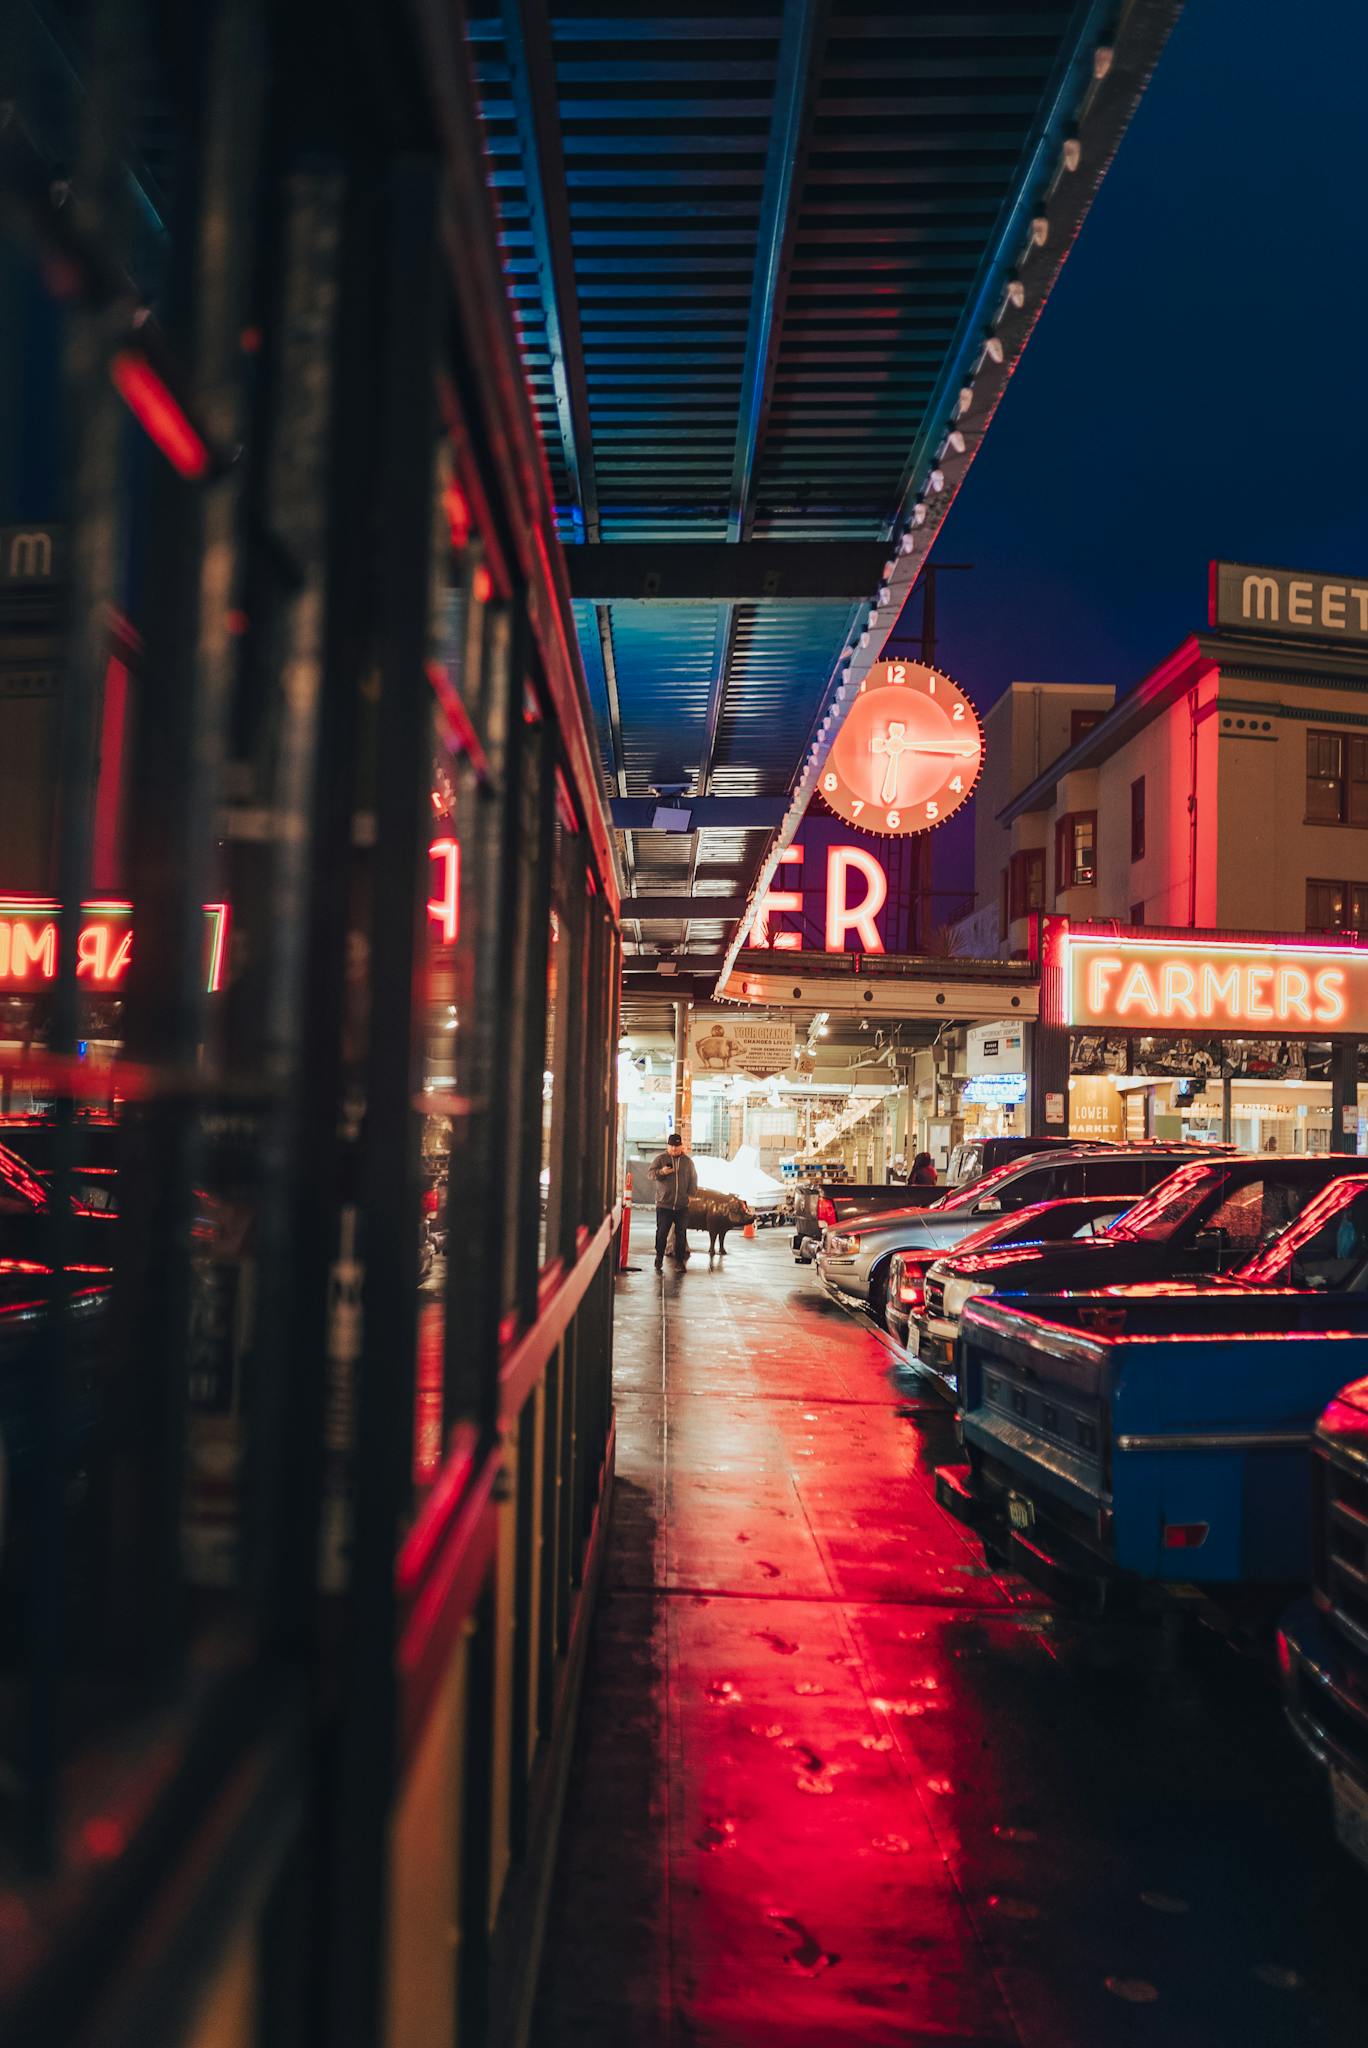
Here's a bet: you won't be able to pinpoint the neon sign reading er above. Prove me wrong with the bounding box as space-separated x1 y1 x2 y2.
0 899 230 994
754 844 892 953
1065 934 1368 1033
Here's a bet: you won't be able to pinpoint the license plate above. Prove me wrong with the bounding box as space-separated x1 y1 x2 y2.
1007 1495 1036 1533
1332 1769 1368 1872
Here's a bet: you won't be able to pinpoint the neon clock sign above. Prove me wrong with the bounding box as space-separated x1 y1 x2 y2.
819 659 983 836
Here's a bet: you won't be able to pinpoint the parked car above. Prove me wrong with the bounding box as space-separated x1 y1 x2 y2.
944 1133 1115 1189
1278 1373 1368 1875
911 1152 1356 1382
792 1178 940 1263
816 1144 1207 1327
883 1196 1133 1349
936 1173 1368 1615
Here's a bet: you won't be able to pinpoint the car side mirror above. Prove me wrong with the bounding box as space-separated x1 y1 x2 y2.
974 1197 1001 1215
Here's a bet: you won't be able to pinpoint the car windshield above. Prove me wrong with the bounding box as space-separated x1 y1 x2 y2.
1105 1162 1223 1243
1239 1179 1368 1285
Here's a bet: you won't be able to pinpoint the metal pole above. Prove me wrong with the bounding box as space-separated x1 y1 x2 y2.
917 562 972 670
921 567 937 669
673 998 689 1136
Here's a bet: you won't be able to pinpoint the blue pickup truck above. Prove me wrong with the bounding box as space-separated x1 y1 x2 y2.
1278 1379 1368 1874
935 1174 1368 1611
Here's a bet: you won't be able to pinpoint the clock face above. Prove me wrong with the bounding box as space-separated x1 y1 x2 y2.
819 659 983 835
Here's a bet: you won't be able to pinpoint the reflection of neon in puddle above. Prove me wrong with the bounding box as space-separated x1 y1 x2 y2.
705 1679 742 1704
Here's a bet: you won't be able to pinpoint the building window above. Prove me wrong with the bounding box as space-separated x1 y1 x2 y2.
1130 776 1146 861
1307 878 1368 934
1054 812 1097 892
1008 847 1045 921
1307 730 1368 825
999 866 1009 940
1071 708 1105 747
1130 901 1145 925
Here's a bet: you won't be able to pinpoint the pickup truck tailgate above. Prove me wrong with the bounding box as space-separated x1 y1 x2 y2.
959 1298 1112 1522
959 1291 1368 1584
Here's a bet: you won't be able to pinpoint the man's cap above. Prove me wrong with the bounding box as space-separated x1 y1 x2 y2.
667 1132 683 1145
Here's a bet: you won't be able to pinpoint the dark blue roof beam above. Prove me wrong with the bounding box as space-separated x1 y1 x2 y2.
610 798 788 831
498 0 599 540
565 541 891 603
622 894 750 920
728 0 829 545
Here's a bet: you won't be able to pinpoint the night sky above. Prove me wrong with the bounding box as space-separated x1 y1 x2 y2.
890 0 1368 903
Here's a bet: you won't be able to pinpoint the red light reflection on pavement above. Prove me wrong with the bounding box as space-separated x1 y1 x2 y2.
535 1236 1368 2047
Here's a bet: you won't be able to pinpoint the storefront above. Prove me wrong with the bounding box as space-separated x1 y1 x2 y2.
957 1020 1029 1146
1033 920 1367 1154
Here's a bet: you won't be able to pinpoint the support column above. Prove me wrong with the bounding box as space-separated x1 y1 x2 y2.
1027 1017 1070 1139
1331 1037 1359 1155
1221 1069 1234 1144
673 999 691 1137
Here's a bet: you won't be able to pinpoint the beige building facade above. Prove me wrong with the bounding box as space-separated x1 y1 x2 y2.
984 596 1368 956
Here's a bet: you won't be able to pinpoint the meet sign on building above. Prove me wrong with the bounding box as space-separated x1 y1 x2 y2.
1211 561 1368 646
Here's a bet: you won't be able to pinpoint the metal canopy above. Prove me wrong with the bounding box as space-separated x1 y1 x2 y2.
469 0 1182 978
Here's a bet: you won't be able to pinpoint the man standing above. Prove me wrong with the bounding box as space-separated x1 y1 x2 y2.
650 1130 698 1270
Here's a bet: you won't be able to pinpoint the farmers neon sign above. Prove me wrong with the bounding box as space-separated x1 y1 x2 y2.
1065 934 1368 1032
0 899 230 994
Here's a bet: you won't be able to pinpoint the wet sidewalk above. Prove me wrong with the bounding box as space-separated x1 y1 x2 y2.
533 1231 1368 2047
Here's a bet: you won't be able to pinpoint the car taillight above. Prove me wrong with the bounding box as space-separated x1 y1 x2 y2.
899 1276 923 1308
817 1197 836 1226
1162 1522 1209 1549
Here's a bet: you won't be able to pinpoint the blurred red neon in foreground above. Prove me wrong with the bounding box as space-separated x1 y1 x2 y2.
110 350 210 480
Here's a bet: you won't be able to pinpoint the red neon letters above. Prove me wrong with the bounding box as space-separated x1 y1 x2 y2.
427 839 460 945
754 843 892 954
1068 937 1362 1031
0 901 228 993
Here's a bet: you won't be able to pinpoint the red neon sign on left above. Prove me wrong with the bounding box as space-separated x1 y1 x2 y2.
427 839 460 944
